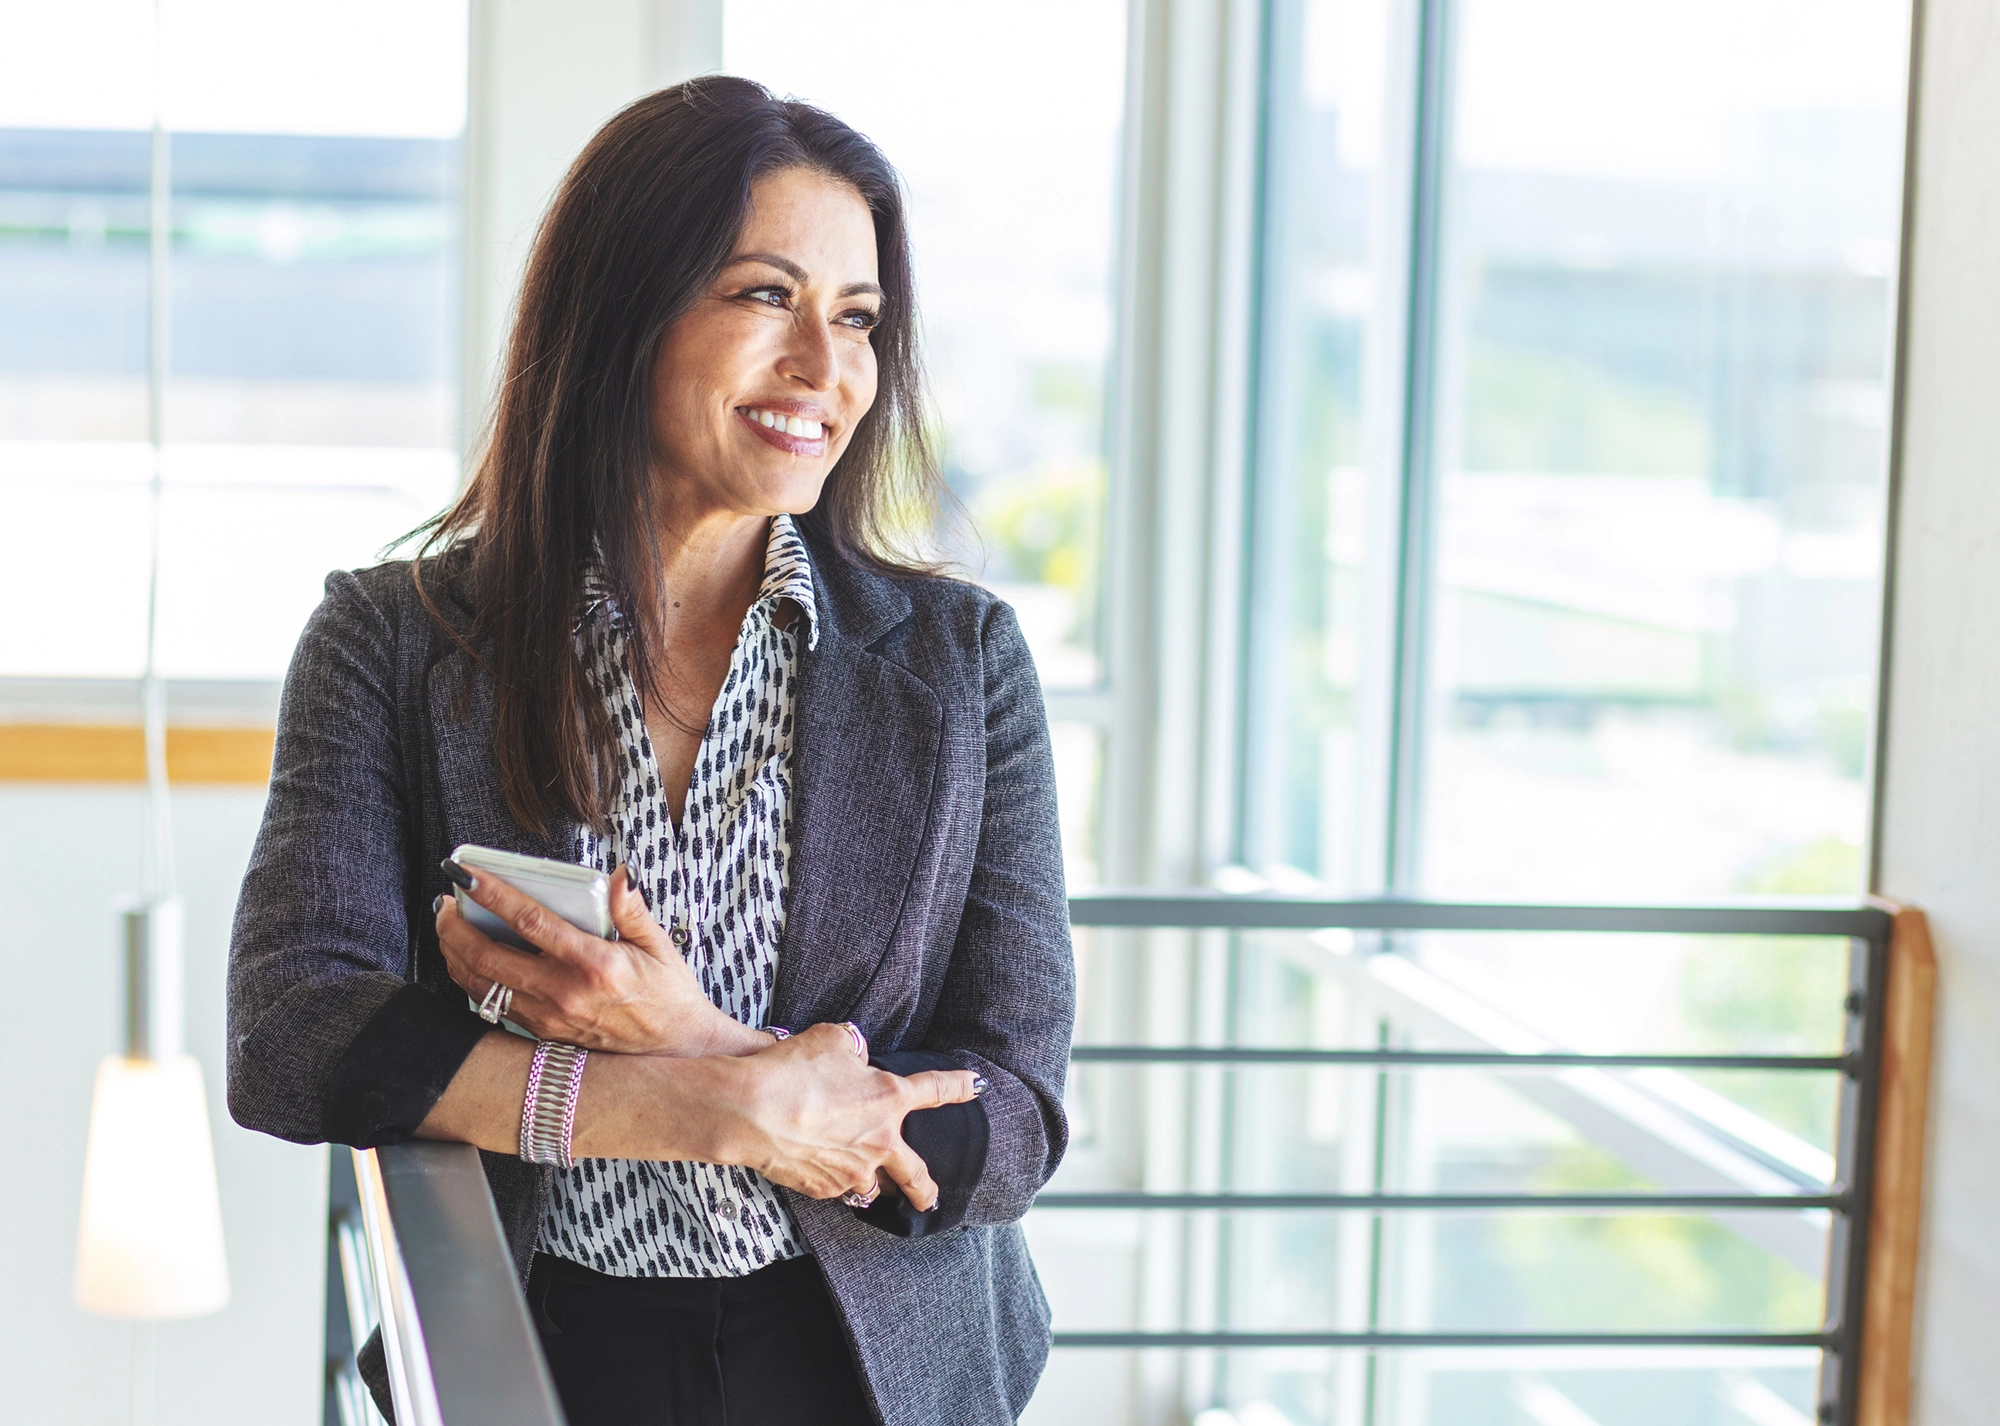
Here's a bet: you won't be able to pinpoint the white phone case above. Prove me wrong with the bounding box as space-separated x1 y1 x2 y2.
451 843 612 953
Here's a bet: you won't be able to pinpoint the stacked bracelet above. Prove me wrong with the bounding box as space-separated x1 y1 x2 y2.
519 1041 588 1170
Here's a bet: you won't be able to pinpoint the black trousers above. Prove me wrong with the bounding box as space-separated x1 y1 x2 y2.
527 1252 875 1426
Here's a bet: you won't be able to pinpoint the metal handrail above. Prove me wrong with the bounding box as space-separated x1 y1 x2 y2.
1065 890 1891 939
339 1143 565 1426
1050 890 1889 1426
1070 1045 1852 1070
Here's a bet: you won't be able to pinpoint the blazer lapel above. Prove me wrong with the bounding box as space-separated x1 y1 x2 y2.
769 551 942 1028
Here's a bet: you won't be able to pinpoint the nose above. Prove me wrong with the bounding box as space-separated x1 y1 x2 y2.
775 312 840 392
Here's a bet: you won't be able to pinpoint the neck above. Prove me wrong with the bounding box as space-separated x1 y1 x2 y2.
649 494 772 625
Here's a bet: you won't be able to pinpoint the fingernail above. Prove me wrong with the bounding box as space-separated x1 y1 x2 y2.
972 1076 990 1097
431 894 445 915
440 858 475 890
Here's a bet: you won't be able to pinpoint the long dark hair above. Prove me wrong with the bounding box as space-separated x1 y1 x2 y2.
415 76 942 835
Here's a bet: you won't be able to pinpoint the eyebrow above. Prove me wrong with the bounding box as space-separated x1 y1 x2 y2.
725 251 884 301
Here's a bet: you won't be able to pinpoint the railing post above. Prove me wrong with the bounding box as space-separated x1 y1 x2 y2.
325 1146 364 1426
1858 903 1938 1426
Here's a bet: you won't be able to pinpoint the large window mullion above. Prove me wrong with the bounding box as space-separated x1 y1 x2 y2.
1381 0 1458 892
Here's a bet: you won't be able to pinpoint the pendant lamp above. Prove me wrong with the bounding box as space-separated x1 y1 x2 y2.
75 901 231 1319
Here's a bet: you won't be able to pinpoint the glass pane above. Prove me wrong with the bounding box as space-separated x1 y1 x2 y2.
153 2 467 680
1051 720 1106 889
1419 0 1910 898
0 1 467 681
0 0 157 673
155 447 457 679
722 0 1126 691
165 132 459 448
1244 0 1404 890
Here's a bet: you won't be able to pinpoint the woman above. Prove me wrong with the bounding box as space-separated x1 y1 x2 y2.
227 77 1074 1426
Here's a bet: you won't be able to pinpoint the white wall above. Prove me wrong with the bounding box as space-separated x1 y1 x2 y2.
1871 0 2000 1421
0 784 326 1426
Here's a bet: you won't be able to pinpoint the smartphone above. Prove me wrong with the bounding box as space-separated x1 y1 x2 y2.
451 843 612 953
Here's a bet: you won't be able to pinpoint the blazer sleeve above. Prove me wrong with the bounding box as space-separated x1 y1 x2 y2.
922 599 1076 1226
226 569 489 1147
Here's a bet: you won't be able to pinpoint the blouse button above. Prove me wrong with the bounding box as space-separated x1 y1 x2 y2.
718 1198 739 1221
670 924 691 947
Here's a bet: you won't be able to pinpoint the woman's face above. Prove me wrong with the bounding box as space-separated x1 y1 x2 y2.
649 166 882 519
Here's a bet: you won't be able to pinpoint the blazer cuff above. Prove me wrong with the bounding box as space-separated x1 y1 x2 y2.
852 1049 990 1238
324 983 492 1146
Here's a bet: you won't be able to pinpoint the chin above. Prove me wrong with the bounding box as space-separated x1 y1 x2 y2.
758 470 833 517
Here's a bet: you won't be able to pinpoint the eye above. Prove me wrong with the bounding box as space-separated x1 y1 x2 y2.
837 307 882 332
741 284 790 308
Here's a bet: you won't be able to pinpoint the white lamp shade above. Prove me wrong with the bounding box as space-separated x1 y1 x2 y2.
75 1054 230 1319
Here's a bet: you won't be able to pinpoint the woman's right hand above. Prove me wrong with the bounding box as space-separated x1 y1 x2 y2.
436 863 768 1058
715 1024 981 1210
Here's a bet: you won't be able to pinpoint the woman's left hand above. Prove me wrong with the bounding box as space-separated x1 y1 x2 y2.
437 865 771 1057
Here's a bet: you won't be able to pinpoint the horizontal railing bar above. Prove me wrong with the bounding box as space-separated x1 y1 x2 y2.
1068 892 1890 940
1052 1331 1835 1349
1034 1192 1843 1212
1069 1045 1850 1071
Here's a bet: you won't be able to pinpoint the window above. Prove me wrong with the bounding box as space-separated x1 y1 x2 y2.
0 0 467 682
1246 0 1911 902
722 0 1128 885
1039 1 1912 1423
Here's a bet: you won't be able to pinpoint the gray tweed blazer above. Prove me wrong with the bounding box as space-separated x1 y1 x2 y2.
225 531 1075 1425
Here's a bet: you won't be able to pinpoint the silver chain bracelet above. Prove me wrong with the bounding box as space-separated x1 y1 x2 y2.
519 1040 588 1170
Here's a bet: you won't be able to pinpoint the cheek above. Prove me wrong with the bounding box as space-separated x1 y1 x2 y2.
845 344 880 411
654 309 762 430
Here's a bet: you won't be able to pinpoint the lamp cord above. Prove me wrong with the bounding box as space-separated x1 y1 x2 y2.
142 0 174 903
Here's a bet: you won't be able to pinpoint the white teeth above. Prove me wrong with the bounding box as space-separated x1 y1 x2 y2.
747 408 823 438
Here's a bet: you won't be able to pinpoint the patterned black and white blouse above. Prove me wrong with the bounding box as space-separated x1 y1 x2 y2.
540 515 817 1278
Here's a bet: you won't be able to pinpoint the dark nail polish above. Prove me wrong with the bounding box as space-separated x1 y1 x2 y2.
972 1076 990 1097
431 894 445 915
440 858 475 890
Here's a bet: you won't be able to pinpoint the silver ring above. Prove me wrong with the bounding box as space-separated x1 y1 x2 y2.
478 981 513 1024
842 1185 881 1209
841 1021 868 1061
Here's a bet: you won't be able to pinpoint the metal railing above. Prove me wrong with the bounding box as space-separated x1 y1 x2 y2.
326 1142 564 1426
322 891 1892 1426
1048 892 1892 1426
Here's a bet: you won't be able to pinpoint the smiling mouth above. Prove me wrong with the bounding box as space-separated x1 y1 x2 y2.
737 406 830 454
